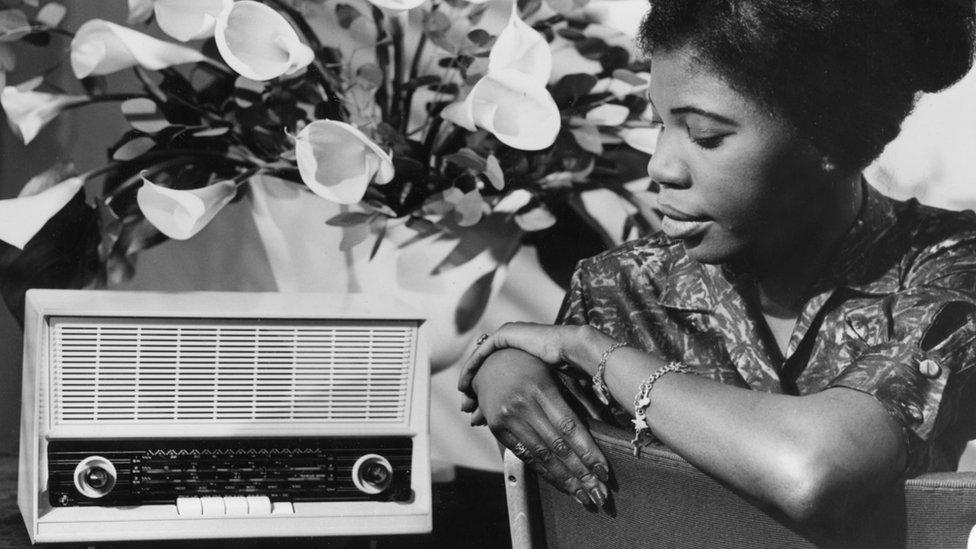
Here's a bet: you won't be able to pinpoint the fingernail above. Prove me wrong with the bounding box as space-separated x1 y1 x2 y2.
593 464 609 483
589 487 605 508
574 489 591 507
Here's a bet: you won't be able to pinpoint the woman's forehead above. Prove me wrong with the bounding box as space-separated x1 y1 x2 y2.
648 47 767 120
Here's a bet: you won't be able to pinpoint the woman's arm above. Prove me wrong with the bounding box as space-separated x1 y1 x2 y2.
567 326 906 523
465 323 906 524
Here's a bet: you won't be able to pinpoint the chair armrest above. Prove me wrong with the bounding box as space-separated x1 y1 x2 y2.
510 419 976 548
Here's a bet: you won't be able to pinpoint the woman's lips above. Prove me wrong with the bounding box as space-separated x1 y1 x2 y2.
661 215 712 240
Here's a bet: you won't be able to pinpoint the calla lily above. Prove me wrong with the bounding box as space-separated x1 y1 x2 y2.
0 177 82 249
137 178 237 240
214 1 314 81
363 0 426 10
155 0 234 42
487 5 551 87
295 119 394 204
441 7 559 150
442 68 560 151
70 19 207 78
1 86 87 144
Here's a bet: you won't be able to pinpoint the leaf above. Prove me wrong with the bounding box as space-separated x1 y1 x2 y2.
575 37 607 60
355 63 384 90
95 198 122 262
405 74 441 90
423 10 451 34
518 0 542 19
81 75 108 96
444 148 486 171
0 43 15 71
339 223 370 251
571 123 604 155
455 189 485 227
551 73 597 108
326 211 375 227
467 29 492 47
484 154 504 190
454 269 496 333
193 126 230 137
612 68 648 87
368 217 387 260
19 161 77 198
556 28 585 41
112 136 156 161
36 3 67 28
121 98 168 133
515 203 557 231
0 10 30 42
335 3 362 29
15 75 42 91
467 3 488 25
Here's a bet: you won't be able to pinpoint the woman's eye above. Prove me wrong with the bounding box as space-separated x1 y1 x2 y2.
691 134 725 149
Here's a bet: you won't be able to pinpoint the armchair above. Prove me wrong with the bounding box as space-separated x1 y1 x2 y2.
505 420 976 548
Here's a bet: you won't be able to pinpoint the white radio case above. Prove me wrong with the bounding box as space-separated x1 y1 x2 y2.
18 290 431 543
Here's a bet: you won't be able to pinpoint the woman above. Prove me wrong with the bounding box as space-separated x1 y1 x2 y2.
458 0 976 524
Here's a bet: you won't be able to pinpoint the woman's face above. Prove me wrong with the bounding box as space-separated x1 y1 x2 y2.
647 46 826 266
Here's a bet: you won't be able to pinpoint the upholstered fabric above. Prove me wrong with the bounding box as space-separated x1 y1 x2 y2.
530 421 976 548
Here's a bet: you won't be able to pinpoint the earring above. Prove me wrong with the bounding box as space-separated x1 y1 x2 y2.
821 157 836 172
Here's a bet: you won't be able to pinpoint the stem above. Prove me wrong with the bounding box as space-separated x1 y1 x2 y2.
389 12 406 130
372 6 392 123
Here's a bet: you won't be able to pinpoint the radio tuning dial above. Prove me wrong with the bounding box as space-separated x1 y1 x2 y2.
73 456 117 499
351 454 394 495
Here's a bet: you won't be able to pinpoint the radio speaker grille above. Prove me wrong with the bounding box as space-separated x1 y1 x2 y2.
49 317 417 425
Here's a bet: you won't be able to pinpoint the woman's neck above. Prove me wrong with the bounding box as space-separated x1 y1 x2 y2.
752 174 864 318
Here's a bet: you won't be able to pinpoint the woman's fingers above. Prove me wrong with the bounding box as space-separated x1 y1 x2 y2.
493 421 597 508
523 398 609 507
536 384 611 484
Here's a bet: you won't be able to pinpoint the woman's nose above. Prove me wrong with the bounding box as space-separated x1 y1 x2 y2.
646 128 689 189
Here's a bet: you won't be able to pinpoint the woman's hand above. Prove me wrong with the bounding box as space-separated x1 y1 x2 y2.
457 322 610 409
471 347 611 508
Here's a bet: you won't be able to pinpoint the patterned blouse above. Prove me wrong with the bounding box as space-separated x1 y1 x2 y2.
556 183 976 475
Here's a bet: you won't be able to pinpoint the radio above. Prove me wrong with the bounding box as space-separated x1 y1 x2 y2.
18 290 431 543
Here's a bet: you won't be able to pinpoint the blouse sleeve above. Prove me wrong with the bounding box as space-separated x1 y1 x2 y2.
826 232 976 473
554 262 589 326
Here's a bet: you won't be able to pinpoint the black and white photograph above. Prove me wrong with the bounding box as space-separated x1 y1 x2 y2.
0 0 975 547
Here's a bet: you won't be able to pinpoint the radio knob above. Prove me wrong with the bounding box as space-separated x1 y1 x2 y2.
73 456 117 499
351 454 393 495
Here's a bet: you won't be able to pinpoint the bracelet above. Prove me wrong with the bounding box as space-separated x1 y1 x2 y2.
632 361 693 457
591 341 627 406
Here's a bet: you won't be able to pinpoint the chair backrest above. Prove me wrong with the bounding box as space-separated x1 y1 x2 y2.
505 420 976 548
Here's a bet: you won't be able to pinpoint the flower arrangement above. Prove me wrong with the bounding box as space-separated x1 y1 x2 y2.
0 0 659 321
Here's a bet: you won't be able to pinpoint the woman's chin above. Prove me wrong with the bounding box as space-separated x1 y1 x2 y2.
680 234 742 265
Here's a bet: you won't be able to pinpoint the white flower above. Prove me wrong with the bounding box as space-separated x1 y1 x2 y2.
214 1 314 81
154 0 234 42
363 0 426 10
441 6 560 151
136 177 237 240
0 87 87 144
586 103 630 126
442 69 561 151
70 19 207 78
487 5 552 87
621 127 661 154
0 177 83 249
295 119 394 204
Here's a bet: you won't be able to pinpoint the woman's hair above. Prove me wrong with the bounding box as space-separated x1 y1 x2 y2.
639 0 976 169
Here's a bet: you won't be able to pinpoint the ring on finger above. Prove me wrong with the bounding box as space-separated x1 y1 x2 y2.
512 441 529 458
476 333 489 346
